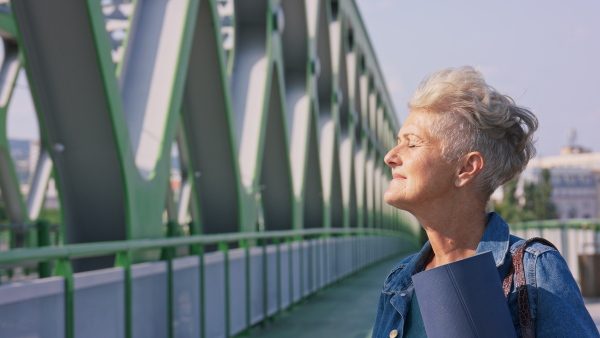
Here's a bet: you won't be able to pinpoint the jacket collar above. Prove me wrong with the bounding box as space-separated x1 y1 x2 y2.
382 241 432 294
475 212 511 267
383 212 511 293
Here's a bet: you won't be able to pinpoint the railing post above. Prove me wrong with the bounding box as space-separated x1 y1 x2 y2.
162 221 178 338
25 223 35 251
239 239 251 329
315 235 321 291
595 225 600 254
9 224 16 249
37 220 52 278
115 251 132 338
0 227 420 336
306 235 313 293
218 241 230 337
260 237 269 321
323 233 330 285
561 223 569 265
286 236 293 305
53 258 74 338
190 242 205 338
297 234 304 301
274 237 282 311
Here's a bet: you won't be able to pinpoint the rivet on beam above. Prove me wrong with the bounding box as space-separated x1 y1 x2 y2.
53 143 65 153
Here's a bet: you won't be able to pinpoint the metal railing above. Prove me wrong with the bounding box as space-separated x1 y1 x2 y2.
0 226 419 338
0 226 418 265
510 218 600 285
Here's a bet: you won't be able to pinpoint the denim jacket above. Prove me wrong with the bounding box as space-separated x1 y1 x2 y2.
372 212 599 338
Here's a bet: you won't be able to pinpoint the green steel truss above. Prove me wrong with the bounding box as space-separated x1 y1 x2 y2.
0 0 419 270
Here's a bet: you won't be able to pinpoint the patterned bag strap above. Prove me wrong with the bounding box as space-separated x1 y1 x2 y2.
502 237 558 338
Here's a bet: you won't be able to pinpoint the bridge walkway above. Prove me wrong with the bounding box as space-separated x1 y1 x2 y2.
244 254 409 338
244 252 600 337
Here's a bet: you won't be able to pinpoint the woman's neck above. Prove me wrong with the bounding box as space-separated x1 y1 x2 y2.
417 201 487 270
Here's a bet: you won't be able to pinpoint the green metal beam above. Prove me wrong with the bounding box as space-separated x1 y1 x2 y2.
0 0 421 275
0 227 417 265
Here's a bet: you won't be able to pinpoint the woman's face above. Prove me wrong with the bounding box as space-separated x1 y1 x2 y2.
383 111 457 211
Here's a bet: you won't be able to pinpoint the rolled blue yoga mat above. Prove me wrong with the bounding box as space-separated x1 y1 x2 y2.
412 251 516 338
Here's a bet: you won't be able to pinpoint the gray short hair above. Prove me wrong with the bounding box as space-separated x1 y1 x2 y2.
408 66 537 198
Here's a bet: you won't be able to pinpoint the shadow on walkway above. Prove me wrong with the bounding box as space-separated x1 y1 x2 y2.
242 253 412 338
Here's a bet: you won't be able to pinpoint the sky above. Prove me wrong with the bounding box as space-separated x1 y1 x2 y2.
355 0 600 157
6 1 600 157
6 71 38 142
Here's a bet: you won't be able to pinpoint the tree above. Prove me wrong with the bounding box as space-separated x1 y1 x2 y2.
494 178 532 223
533 169 557 220
494 169 557 223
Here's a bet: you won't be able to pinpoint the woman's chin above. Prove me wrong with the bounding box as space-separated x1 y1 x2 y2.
384 192 409 210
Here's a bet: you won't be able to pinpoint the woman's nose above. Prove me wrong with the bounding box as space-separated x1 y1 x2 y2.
384 146 401 167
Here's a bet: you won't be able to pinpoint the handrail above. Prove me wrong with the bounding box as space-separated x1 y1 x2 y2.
0 227 417 265
508 218 600 290
0 222 60 231
510 219 600 230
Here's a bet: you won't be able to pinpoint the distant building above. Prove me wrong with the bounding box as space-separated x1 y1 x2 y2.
548 168 597 219
528 150 600 171
523 146 600 219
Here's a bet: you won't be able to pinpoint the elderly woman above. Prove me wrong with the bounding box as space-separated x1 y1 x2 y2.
372 67 598 338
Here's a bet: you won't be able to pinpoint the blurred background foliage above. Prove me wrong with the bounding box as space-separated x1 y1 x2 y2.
494 168 557 223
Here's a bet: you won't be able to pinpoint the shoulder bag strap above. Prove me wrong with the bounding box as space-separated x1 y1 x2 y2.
502 237 558 338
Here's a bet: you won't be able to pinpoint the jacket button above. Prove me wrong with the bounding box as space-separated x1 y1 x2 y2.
400 292 406 296
389 329 399 338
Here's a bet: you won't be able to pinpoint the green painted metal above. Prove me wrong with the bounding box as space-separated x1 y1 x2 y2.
219 241 231 337
0 1 424 335
162 221 179 338
0 27 27 230
0 10 16 37
0 228 416 266
261 238 269 321
0 0 420 267
36 220 52 278
240 239 251 330
115 251 133 338
188 243 206 338
53 258 75 338
1 230 417 338
274 237 282 311
510 219 600 230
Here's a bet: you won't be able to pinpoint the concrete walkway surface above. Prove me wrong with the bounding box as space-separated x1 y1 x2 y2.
242 254 409 338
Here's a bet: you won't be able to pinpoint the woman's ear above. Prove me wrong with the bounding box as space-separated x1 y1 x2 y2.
454 152 484 187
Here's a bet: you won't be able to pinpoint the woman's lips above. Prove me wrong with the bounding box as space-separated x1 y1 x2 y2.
392 173 406 179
